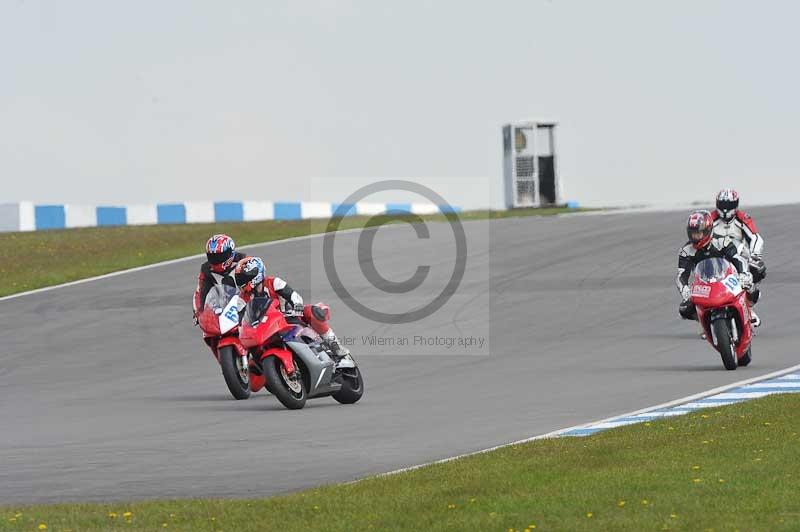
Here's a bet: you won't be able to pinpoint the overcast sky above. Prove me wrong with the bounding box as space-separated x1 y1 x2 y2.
2 0 799 208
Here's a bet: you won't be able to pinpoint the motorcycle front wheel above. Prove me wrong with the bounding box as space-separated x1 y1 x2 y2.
263 356 307 409
712 319 738 371
739 345 752 367
332 366 364 405
219 345 251 400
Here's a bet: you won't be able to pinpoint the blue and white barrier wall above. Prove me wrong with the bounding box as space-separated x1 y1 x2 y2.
0 201 461 232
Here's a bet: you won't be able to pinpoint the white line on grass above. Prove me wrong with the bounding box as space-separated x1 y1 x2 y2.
368 362 800 479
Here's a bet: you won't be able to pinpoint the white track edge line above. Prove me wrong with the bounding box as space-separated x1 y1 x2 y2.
0 215 495 303
2 207 680 303
0 226 379 303
364 362 800 480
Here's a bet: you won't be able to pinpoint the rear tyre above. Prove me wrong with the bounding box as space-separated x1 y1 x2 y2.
263 356 306 410
712 319 738 371
220 345 251 400
739 346 752 367
332 367 364 405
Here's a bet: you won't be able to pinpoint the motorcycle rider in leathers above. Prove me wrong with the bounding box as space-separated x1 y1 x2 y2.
710 188 765 324
676 210 760 326
234 256 351 358
192 234 249 325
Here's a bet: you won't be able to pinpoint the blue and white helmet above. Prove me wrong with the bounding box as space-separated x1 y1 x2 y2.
234 257 266 290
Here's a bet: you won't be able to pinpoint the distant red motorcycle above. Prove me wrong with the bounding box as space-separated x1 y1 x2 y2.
197 285 251 399
239 296 364 410
690 257 754 370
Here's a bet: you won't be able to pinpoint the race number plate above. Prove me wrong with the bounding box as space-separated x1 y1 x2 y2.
219 295 242 334
722 274 743 296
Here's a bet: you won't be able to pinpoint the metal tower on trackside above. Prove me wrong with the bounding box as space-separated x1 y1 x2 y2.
503 121 561 209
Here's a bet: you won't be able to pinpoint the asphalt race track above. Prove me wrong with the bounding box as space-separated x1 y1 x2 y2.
1 205 799 504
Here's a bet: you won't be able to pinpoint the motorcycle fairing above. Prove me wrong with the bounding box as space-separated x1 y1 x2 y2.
286 340 341 397
692 259 752 359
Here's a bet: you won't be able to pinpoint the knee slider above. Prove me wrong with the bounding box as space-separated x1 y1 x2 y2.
311 303 330 322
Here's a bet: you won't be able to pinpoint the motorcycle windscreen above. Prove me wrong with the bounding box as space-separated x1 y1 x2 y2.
694 258 734 283
204 284 238 313
243 296 272 327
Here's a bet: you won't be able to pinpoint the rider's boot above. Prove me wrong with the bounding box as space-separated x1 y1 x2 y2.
322 329 350 358
750 308 761 328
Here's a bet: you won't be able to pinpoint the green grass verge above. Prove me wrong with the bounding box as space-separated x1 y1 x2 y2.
0 207 583 297
3 393 798 531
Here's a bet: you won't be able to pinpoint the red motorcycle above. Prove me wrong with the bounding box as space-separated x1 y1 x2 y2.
197 285 251 399
239 296 364 410
690 257 753 370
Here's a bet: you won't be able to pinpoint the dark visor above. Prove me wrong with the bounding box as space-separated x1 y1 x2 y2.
207 248 233 264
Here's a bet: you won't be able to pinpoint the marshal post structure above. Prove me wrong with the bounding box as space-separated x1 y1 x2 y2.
503 121 562 209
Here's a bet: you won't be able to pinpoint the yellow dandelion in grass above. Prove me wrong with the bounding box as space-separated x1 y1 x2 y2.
645 422 652 427
702 440 710 444
668 426 675 431
586 512 593 518
108 512 118 519
618 500 626 507
8 518 17 523
211 517 216 521
529 525 537 529
641 499 649 506
692 465 701 470
38 524 47 531
162 524 168 528
489 512 497 517
469 498 477 503
447 504 456 509
692 478 703 483
719 479 726 483
123 511 133 518
701 414 709 419
764 422 771 426
671 513 678 518
14 513 22 518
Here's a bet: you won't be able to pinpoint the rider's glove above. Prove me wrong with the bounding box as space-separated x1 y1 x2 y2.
293 302 305 314
681 285 691 301
750 255 766 275
739 271 754 290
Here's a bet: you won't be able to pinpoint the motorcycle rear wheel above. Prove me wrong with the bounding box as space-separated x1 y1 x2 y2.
220 345 251 400
263 356 307 410
712 320 738 370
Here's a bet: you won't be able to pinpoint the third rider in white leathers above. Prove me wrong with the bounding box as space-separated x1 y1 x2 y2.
711 188 765 326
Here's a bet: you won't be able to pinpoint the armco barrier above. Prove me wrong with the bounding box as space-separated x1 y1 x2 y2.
0 201 462 232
